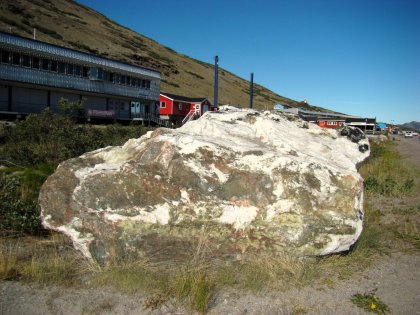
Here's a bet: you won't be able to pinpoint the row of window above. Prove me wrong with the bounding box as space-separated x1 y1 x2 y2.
0 49 151 89
160 101 190 110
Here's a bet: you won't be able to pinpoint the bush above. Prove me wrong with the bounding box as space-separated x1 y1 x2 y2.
0 110 153 234
361 141 416 197
0 109 152 166
0 173 40 233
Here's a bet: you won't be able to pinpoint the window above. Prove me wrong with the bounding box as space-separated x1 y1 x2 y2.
141 79 146 88
12 52 20 65
132 78 137 87
82 66 89 77
50 60 58 72
58 61 66 74
178 103 183 110
108 73 114 83
146 80 150 89
160 101 166 108
41 58 49 70
74 65 81 76
1 50 10 63
67 63 74 75
126 76 131 86
22 54 31 67
32 57 40 69
102 70 108 81
121 75 126 85
115 74 121 84
97 67 103 80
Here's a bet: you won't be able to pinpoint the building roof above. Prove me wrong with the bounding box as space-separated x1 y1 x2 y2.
345 118 376 124
317 117 346 121
0 31 160 79
161 92 209 104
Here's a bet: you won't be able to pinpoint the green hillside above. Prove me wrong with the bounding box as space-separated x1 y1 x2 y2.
0 0 317 110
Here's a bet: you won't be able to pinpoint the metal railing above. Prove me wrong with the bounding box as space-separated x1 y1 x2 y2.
131 112 171 127
182 110 199 125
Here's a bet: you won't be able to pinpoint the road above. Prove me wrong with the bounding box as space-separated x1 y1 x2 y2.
395 135 420 168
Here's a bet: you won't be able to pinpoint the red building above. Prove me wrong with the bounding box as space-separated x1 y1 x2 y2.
159 93 216 126
317 119 345 129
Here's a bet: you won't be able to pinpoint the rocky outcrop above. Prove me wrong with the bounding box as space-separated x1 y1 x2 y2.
39 109 370 265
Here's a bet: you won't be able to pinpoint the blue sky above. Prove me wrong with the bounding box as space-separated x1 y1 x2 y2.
78 0 419 123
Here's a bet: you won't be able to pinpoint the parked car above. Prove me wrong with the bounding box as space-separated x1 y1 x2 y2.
404 131 413 138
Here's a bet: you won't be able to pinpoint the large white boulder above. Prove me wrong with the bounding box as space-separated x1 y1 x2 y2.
40 108 369 265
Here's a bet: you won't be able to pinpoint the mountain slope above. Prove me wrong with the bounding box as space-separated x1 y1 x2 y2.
400 121 420 131
1 0 310 110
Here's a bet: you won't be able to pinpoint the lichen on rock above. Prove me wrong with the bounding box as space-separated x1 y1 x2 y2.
39 108 370 265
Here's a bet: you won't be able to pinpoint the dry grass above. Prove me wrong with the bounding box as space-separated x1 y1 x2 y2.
90 227 214 314
0 233 93 285
0 244 19 280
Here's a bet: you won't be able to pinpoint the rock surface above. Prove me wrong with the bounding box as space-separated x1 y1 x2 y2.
39 108 369 265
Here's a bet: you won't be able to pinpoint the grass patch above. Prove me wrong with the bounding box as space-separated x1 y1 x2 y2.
360 141 417 197
0 234 93 285
91 258 214 314
394 221 420 250
0 244 19 280
67 40 99 54
171 264 213 313
214 254 318 292
90 260 166 294
185 70 205 80
91 233 214 314
351 291 390 314
33 24 63 40
161 79 180 88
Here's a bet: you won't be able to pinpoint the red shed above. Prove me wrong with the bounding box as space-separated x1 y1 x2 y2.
159 92 216 126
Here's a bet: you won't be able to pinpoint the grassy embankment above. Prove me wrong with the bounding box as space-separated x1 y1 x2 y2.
1 115 419 314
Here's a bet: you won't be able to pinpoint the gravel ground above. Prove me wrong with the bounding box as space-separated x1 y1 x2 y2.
1 136 419 315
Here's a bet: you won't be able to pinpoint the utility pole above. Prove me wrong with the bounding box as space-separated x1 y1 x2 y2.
250 72 254 109
214 55 218 107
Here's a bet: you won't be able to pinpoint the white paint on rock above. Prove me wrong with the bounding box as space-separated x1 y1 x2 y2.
217 204 259 230
42 215 94 260
103 203 171 225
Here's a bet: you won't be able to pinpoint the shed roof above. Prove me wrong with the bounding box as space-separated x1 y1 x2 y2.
161 92 208 104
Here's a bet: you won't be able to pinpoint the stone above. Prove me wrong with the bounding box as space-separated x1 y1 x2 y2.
39 108 370 265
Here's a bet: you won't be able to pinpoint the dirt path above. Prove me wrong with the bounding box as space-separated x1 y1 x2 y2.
1 139 420 315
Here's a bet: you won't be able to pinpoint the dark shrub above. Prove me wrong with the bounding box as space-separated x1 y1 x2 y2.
0 110 153 234
0 173 40 233
0 109 152 166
